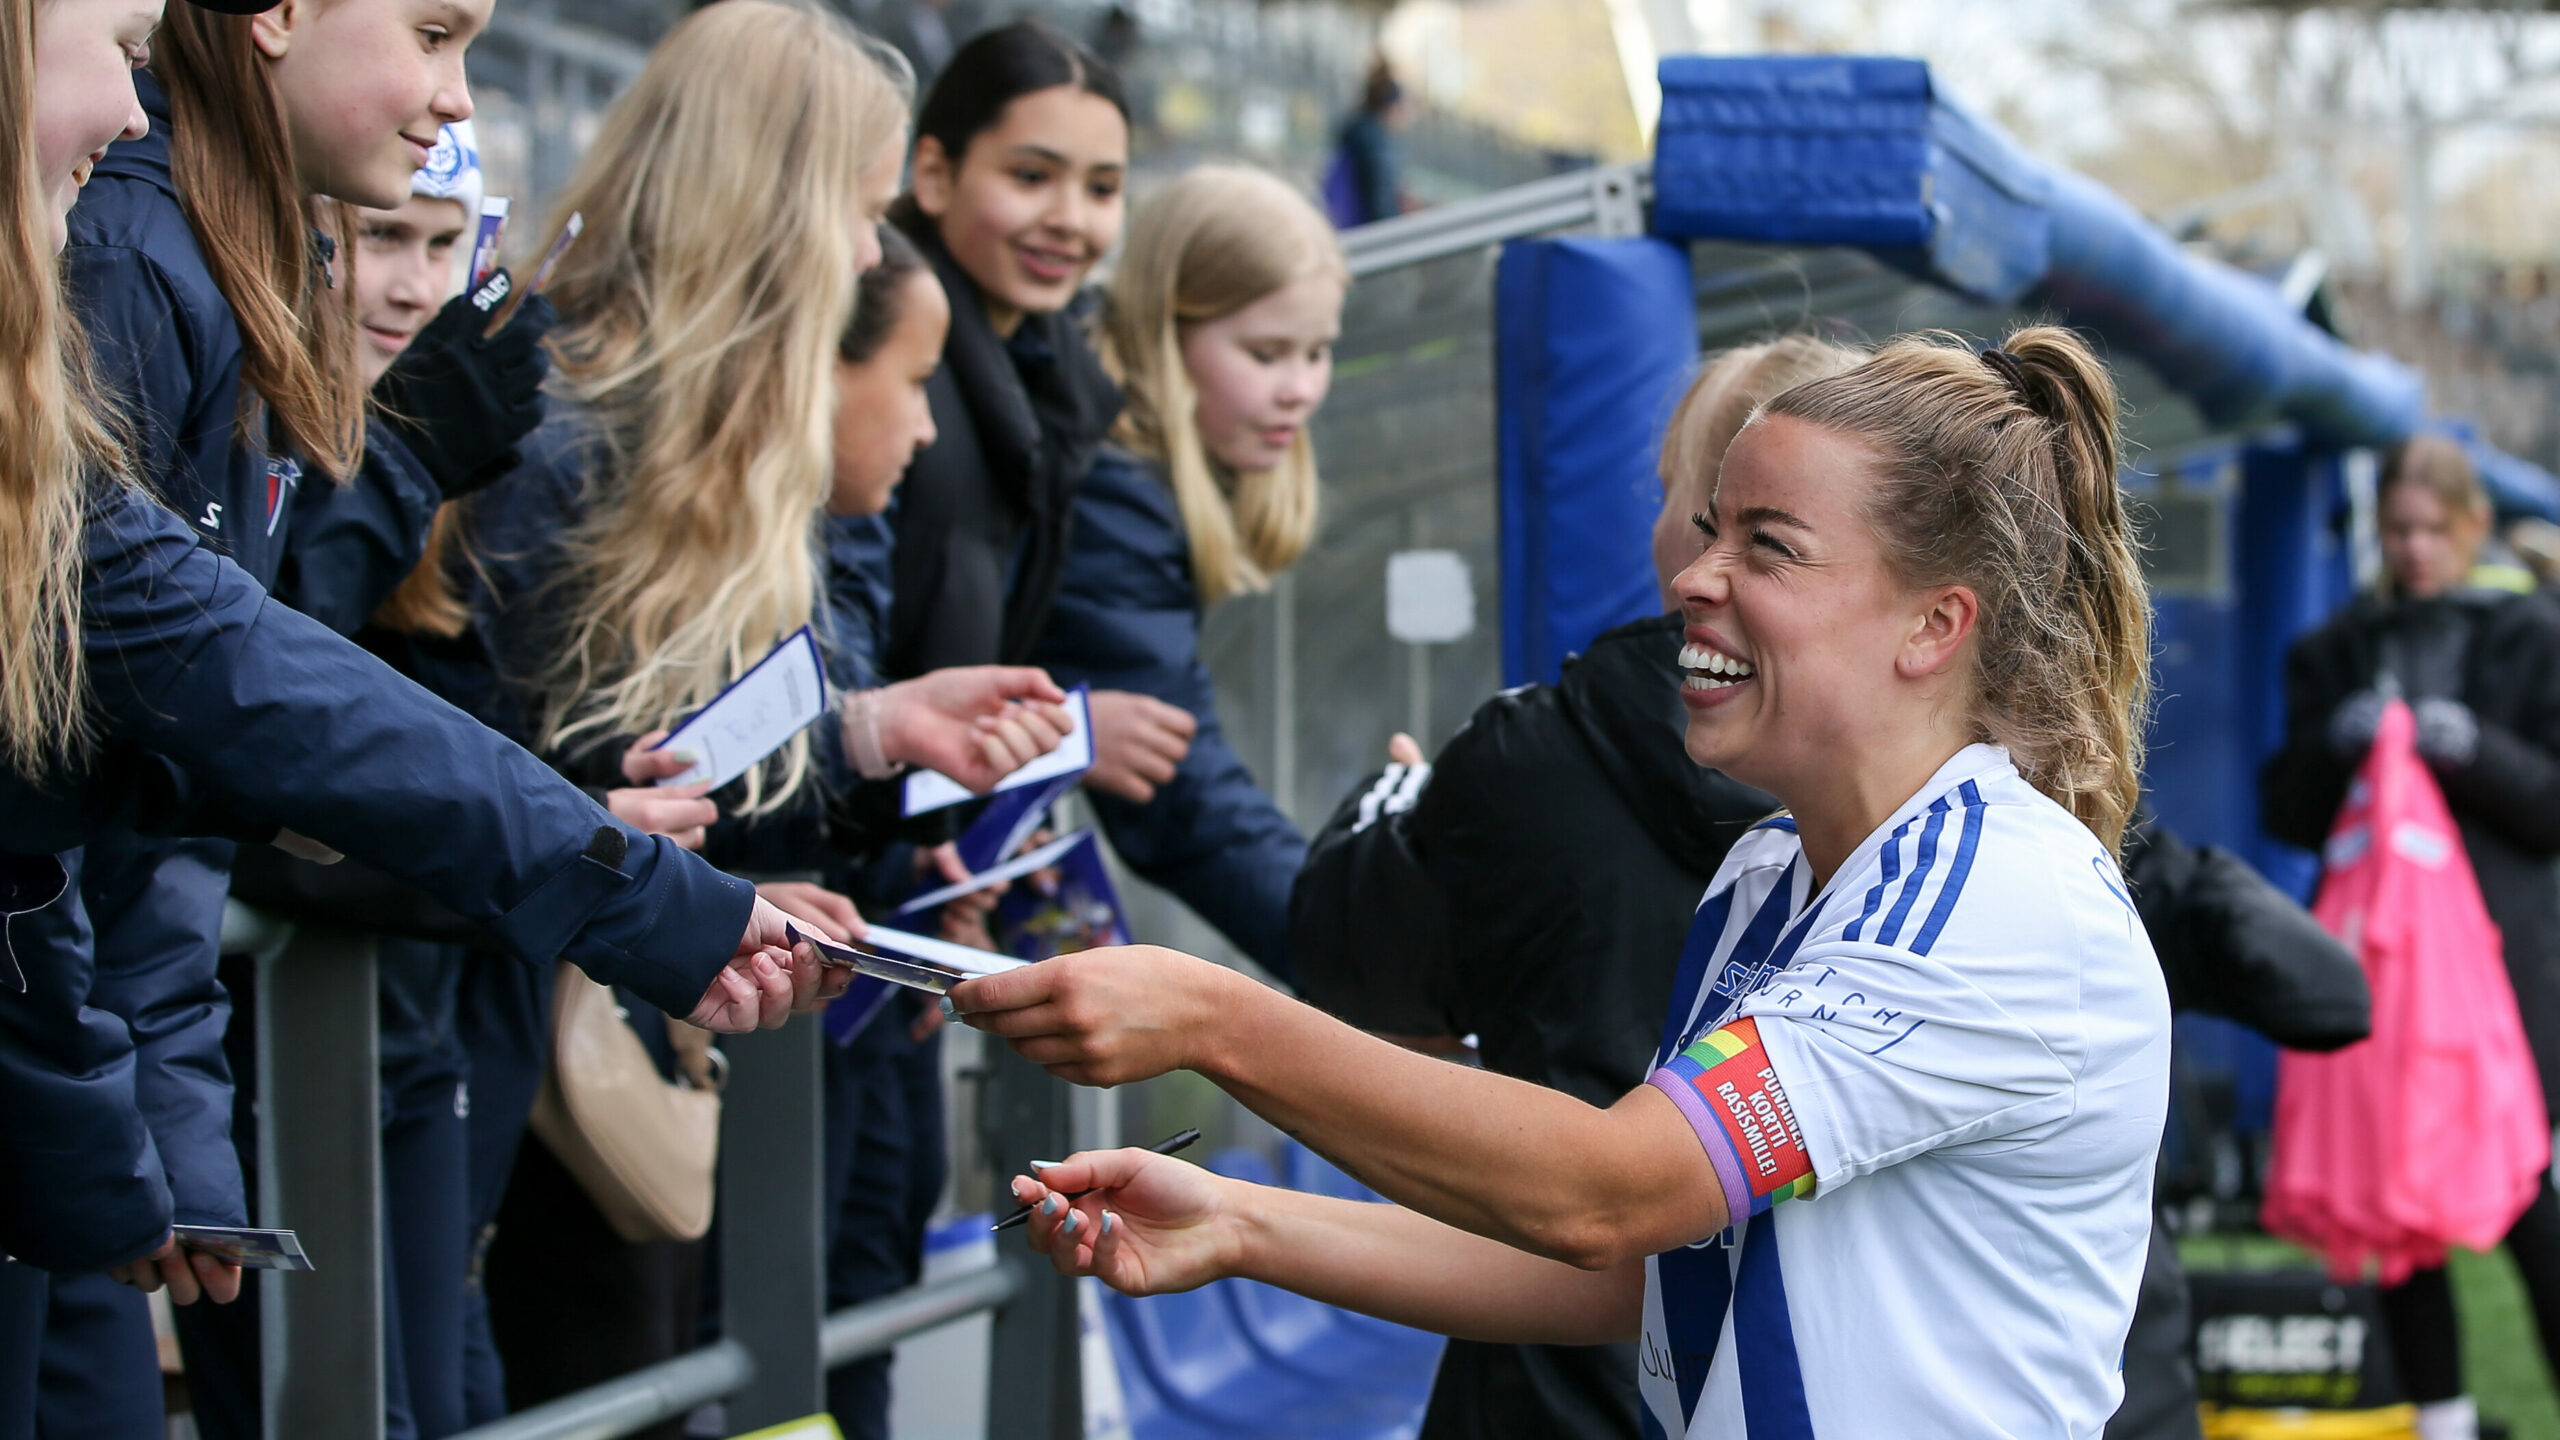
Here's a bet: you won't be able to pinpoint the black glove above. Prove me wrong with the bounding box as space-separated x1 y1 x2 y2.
2412 696 2480 767
372 274 554 500
2327 689 2388 759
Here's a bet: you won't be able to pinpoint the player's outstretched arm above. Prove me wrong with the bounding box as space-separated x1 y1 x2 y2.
1009 1146 1642 1346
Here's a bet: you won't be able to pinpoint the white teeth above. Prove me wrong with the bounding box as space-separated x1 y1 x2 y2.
1678 643 1754 680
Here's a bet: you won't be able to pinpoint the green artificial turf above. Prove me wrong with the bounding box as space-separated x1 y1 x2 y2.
2451 1246 2560 1440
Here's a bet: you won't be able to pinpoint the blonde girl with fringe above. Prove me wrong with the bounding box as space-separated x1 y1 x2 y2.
439 0 1068 877
970 325 2171 1440
1024 164 1347 978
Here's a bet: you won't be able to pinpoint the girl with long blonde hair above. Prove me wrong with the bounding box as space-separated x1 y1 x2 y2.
415 4 1070 1406
445 0 1063 822
1025 165 1347 978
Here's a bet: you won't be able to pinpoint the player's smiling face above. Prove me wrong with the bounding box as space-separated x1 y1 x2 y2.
1670 415 1928 801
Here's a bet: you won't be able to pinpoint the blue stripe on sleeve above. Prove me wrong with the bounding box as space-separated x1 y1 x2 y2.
1841 819 1910 943
1910 782 1987 956
1658 1240 1735 1427
1875 797 1951 946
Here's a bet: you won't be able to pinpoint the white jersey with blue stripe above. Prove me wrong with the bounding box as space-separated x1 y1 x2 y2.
1637 744 2170 1439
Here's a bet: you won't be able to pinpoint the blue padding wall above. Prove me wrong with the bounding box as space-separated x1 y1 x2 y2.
1651 55 2048 303
1495 236 1699 687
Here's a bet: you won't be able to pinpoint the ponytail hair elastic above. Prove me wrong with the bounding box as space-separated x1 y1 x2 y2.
1979 346 2032 396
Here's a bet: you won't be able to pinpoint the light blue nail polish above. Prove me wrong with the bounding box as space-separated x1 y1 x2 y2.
1029 1159 1060 1171
940 997 957 1020
1040 1195 1064 1216
1060 1209 1081 1235
1102 1211 1117 1237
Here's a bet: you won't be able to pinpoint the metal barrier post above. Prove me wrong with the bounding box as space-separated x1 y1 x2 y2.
255 923 384 1440
718 1020 824 1429
978 1043 1081 1438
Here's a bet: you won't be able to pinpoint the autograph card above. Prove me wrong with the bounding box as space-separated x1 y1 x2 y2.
891 830 1087 917
789 924 1023 997
172 1225 316 1272
652 627 829 791
900 687 1093 817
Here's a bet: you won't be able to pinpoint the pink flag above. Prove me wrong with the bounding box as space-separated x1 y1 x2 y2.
2263 699 2550 1283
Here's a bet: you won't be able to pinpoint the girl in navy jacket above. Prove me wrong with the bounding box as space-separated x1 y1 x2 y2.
1028 166 1349 977
0 0 831 1382
34 0 552 1298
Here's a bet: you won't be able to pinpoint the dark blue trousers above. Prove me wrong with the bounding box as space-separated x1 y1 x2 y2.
380 936 473 1440
0 1263 163 1440
454 946 553 1427
820 994 946 1440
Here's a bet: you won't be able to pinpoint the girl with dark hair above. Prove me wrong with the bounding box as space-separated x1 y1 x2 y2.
2261 434 2560 1440
935 326 2173 1437
876 17 1129 681
830 224 948 529
814 218 965 1440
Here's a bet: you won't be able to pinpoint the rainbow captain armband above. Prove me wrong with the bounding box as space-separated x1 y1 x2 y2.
1646 1017 1816 1219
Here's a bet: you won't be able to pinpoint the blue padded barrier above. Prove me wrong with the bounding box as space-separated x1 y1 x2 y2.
1107 1143 1443 1440
2432 418 2560 522
1652 55 2048 303
1494 236 1700 686
1652 55 2426 451
2039 170 2423 449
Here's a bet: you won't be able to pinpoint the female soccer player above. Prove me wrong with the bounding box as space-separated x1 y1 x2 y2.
947 325 2171 1438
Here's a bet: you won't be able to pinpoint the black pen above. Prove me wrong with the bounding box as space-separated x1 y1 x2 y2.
990 1128 1201 1232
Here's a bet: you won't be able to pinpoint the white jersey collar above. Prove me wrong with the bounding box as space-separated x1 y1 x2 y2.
1802 743 2013 906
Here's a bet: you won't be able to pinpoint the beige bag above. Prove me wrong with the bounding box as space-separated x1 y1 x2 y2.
527 963 726 1244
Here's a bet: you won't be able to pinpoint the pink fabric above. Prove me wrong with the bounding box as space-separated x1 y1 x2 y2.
2263 700 2552 1283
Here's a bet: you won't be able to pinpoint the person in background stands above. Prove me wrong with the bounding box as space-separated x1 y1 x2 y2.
2261 433 2560 1440
1326 59 1412 228
1028 165 1347 977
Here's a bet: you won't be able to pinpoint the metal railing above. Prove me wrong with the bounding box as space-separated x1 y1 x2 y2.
1339 162 1649 278
204 151 1637 1440
219 901 1081 1440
